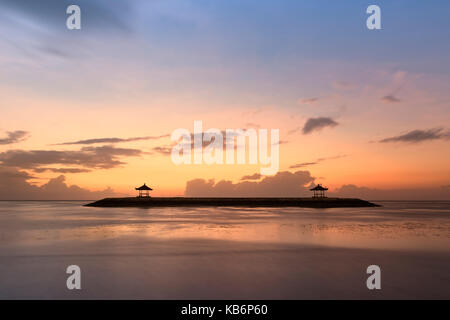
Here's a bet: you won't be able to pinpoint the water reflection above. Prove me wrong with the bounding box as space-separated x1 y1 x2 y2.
0 201 449 251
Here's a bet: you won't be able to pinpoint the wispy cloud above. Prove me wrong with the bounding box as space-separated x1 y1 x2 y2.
289 162 318 169
153 130 266 156
32 167 91 174
0 145 143 170
379 128 450 143
289 154 347 169
302 117 339 134
298 97 319 105
55 134 170 145
151 145 173 155
0 130 29 145
0 0 132 33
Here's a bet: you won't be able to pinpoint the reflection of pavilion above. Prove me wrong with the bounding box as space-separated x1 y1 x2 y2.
135 183 153 198
310 184 328 198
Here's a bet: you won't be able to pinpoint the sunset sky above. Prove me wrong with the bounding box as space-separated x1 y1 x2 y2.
0 0 449 200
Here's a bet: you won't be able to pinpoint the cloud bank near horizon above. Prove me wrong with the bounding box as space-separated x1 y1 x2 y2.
185 171 316 197
332 184 450 201
185 171 450 200
0 167 119 200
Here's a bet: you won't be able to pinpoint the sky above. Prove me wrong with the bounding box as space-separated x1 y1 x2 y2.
0 0 449 200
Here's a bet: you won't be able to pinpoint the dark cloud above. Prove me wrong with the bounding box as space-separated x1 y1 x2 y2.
379 128 450 143
302 117 339 134
332 184 450 201
240 173 262 181
381 95 401 103
185 171 315 197
0 167 119 200
0 145 142 170
56 134 170 145
0 130 29 145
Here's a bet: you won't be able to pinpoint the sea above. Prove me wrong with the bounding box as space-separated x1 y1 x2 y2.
0 200 449 299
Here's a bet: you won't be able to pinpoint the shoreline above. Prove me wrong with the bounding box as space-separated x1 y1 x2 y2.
84 197 380 208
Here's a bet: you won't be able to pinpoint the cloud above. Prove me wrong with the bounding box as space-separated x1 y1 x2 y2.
332 184 450 201
381 95 401 103
288 127 301 135
302 117 339 134
240 173 262 181
55 134 170 145
151 145 173 156
185 170 315 197
289 162 318 169
316 155 347 162
289 154 347 169
0 130 29 145
154 129 272 156
275 140 289 145
32 167 91 174
0 0 134 64
0 145 142 170
0 0 132 33
379 128 450 144
299 97 319 105
0 167 119 200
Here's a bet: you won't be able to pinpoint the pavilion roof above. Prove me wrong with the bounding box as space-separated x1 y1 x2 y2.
310 184 328 191
135 183 153 190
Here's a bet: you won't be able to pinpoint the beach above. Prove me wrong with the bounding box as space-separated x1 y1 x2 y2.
0 200 449 299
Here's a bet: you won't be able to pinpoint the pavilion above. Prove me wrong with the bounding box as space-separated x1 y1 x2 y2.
310 184 328 198
135 183 153 198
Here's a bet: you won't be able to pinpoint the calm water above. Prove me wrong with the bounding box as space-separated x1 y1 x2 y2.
0 200 449 299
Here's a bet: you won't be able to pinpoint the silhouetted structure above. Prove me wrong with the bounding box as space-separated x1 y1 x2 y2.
135 183 153 197
310 184 328 198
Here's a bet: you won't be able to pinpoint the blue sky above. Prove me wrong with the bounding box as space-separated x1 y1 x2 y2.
1 1 449 102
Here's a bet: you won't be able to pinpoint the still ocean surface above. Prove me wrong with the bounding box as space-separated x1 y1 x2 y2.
0 200 449 299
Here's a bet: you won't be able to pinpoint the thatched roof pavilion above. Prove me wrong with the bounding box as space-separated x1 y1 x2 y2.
310 184 328 198
135 183 153 197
